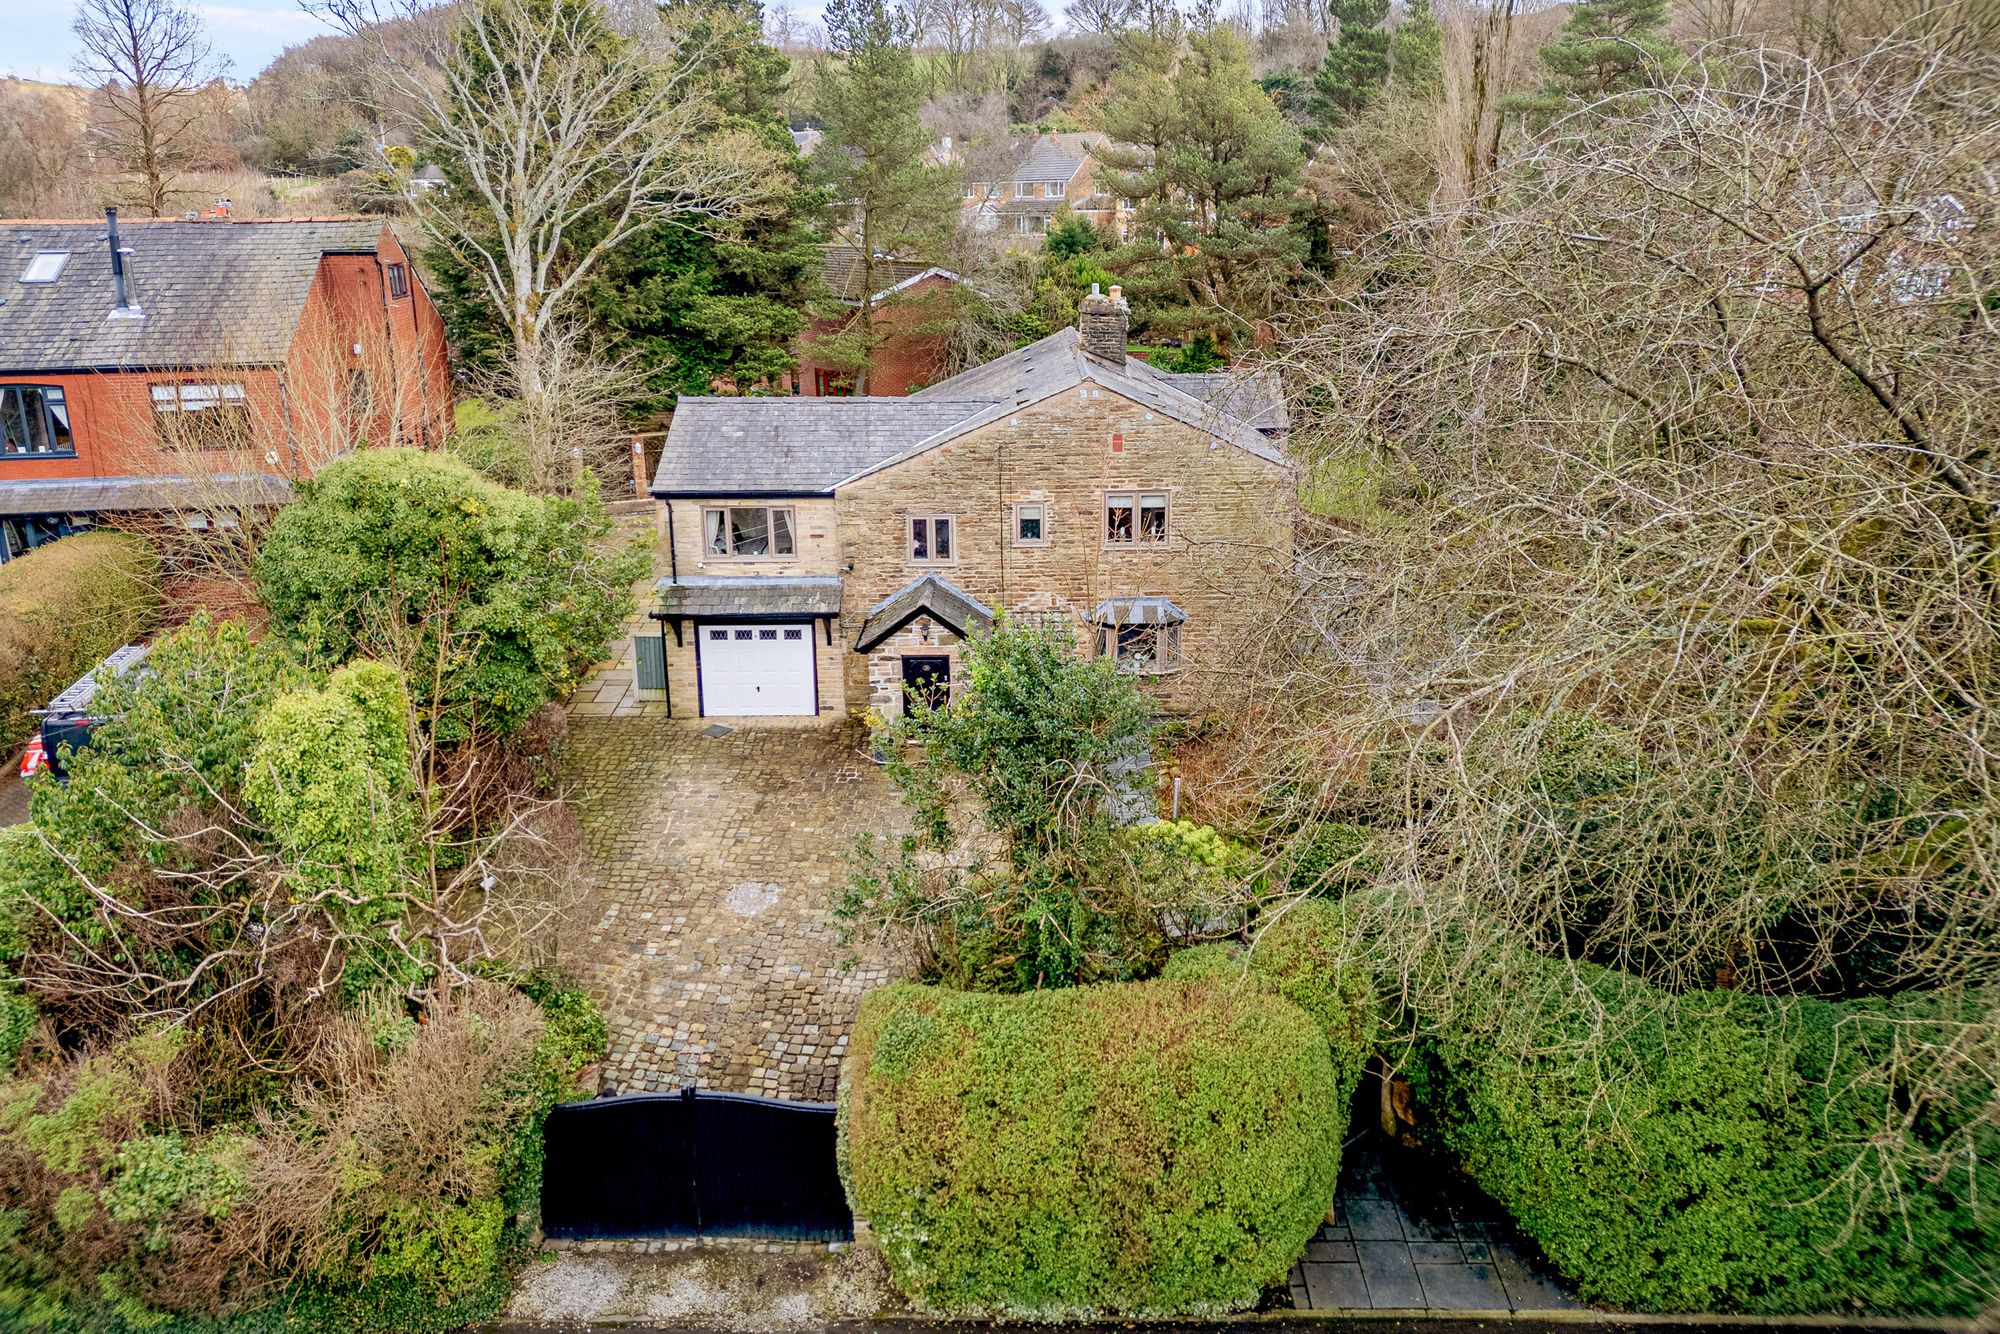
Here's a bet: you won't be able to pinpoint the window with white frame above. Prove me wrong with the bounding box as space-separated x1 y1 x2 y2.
151 382 251 448
703 505 795 558
1104 490 1168 546
910 515 954 562
1012 501 1047 546
1093 621 1182 674
1051 180 1066 197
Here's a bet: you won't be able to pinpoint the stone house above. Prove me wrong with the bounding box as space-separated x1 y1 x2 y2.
646 285 1290 722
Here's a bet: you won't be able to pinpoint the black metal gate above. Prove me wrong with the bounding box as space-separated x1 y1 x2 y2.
540 1088 853 1242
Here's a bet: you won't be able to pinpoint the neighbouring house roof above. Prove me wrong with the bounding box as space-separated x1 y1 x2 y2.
0 472 292 517
1009 132 1104 183
653 397 999 496
0 218 391 372
791 127 824 156
821 245 964 304
855 574 995 652
654 575 845 619
1090 596 1187 626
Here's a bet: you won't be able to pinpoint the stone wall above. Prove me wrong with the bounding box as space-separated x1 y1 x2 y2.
656 615 851 722
834 381 1294 715
659 495 842 579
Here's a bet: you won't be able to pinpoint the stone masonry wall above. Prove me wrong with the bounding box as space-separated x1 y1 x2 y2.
655 616 850 722
658 495 842 581
834 382 1295 714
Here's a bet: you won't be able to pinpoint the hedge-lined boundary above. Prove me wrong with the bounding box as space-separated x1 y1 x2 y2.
839 979 1349 1317
1289 904 1997 1315
0 532 160 744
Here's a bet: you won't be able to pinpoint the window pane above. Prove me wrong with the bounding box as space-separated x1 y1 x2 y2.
910 518 928 560
772 508 795 555
45 388 71 451
730 507 769 556
934 518 951 560
705 509 727 555
1 390 22 453
18 389 49 451
151 385 179 409
1105 494 1133 543
1139 493 1167 542
1017 504 1042 541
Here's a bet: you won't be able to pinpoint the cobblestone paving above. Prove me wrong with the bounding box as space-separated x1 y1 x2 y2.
565 715 901 1102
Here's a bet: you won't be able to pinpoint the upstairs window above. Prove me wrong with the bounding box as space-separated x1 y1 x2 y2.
1 385 75 455
910 515 954 563
1012 501 1047 546
152 382 251 449
385 262 409 299
703 505 795 558
1104 490 1168 546
1051 180 1066 197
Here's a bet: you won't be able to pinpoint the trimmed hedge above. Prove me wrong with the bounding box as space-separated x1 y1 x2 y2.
1289 906 1999 1315
840 979 1345 1317
0 531 160 743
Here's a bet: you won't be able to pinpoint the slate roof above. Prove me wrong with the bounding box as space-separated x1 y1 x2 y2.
0 218 390 372
1089 596 1187 626
821 245 954 303
0 472 292 517
654 575 845 618
855 574 995 652
652 397 998 495
1154 370 1289 433
1010 133 1102 183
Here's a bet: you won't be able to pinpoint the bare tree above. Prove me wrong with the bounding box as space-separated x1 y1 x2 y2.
72 0 228 217
315 0 772 490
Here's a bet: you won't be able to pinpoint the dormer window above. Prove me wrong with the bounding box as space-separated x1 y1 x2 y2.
19 251 69 284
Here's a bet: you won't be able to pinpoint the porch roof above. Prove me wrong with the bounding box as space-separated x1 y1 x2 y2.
855 574 994 653
653 575 844 619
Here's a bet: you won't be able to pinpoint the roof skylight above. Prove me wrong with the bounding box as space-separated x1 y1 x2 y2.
20 251 69 284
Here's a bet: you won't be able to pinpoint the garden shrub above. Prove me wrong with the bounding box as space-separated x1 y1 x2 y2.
0 531 160 743
840 978 1344 1317
255 448 644 739
1391 920 1999 1314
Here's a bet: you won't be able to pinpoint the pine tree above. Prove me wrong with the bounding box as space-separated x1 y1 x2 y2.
1537 0 1680 99
1098 20 1307 344
579 0 826 404
808 0 961 393
1389 0 1443 98
1308 0 1391 132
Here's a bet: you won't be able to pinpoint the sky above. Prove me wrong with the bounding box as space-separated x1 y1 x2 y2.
0 0 340 84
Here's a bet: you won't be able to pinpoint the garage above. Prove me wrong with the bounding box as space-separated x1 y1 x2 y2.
698 622 817 716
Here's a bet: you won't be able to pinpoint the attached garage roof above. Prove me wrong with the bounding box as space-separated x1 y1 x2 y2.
856 574 994 652
653 397 995 496
0 472 291 517
654 575 844 618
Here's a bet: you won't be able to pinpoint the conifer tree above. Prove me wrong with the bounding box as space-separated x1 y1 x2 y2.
1389 0 1443 97
808 0 961 393
1536 0 1680 99
1308 0 1391 132
1098 19 1307 344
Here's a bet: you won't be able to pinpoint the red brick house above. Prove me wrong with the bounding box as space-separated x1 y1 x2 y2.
792 245 971 398
0 211 452 563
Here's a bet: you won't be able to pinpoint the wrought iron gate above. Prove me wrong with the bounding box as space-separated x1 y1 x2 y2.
540 1088 853 1242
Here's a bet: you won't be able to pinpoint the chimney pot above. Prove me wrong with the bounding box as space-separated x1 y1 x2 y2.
1077 280 1129 362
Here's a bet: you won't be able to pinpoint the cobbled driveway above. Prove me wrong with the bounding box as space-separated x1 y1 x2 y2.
565 716 900 1103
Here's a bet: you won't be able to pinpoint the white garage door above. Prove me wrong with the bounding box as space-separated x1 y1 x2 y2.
698 623 817 716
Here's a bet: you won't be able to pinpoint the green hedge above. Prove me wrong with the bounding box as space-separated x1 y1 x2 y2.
0 531 159 743
1352 913 2000 1314
840 979 1345 1317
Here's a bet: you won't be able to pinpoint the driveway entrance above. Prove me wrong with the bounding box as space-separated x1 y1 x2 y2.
564 716 898 1102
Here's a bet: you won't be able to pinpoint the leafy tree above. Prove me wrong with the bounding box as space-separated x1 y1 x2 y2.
255 449 645 740
1098 20 1307 342
579 0 826 405
807 0 962 392
1308 0 1391 132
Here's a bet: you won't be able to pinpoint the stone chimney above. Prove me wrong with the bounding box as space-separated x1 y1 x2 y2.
1078 282 1128 362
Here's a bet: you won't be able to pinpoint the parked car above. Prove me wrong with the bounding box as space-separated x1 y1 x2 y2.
18 644 150 782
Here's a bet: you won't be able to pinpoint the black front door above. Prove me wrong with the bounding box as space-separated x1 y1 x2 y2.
902 655 950 713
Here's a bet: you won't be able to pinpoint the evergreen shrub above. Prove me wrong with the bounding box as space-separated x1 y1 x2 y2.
0 531 160 742
840 978 1346 1316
